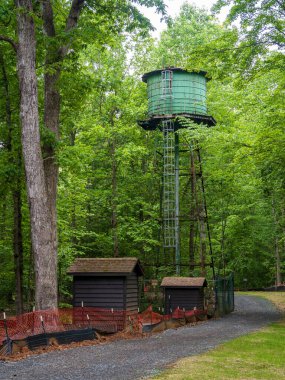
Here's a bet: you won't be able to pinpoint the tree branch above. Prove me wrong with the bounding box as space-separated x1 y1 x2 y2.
65 0 85 32
0 35 17 52
41 0 56 37
58 0 85 58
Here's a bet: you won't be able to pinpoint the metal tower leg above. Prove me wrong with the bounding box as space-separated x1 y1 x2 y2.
162 119 180 274
160 69 180 274
162 119 175 250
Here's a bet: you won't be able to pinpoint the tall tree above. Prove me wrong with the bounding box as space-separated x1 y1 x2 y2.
15 0 57 310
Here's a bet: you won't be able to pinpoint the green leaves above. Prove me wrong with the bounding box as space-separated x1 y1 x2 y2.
213 0 285 76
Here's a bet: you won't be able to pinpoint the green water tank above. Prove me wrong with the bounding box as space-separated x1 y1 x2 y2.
142 68 208 117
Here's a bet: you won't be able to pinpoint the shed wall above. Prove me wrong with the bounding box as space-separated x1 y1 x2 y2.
126 274 139 312
164 288 204 313
73 276 125 309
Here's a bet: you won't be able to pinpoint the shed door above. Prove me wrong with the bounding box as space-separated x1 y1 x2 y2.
73 276 125 309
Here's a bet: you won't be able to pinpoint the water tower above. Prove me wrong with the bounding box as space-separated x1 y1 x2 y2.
138 68 215 275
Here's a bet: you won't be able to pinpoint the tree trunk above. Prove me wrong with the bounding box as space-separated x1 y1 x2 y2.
109 118 119 257
13 189 24 314
16 0 57 310
42 0 60 266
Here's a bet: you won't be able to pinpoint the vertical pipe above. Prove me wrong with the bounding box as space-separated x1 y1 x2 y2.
175 132 180 275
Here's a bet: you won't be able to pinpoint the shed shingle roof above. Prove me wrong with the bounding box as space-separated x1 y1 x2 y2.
161 277 207 288
67 257 144 276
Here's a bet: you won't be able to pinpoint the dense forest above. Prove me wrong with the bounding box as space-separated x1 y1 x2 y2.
0 0 284 313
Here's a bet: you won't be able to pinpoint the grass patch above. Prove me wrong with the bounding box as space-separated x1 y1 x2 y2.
151 292 285 380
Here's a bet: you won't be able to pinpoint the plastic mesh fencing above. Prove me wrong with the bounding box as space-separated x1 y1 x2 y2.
138 306 165 325
0 304 208 349
0 307 138 346
137 305 207 326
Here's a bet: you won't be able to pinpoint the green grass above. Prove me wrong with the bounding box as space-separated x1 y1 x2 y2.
151 292 285 380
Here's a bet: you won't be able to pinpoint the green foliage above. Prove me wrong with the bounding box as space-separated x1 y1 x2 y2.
214 0 285 50
213 0 285 79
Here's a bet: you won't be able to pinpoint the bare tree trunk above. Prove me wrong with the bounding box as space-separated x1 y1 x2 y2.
16 0 57 310
13 189 24 314
42 0 60 265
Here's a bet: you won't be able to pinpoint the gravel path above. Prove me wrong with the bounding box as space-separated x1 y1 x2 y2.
0 295 282 380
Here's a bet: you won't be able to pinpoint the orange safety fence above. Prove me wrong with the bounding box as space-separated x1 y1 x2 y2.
171 307 206 319
137 305 207 325
137 306 164 325
0 307 139 344
0 305 207 345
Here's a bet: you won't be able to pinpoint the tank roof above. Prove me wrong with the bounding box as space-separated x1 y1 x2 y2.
142 67 208 83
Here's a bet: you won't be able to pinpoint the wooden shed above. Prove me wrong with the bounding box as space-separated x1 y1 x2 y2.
67 258 144 312
161 277 207 314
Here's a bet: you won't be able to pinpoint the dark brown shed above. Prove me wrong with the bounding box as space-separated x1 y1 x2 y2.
67 258 144 312
161 277 207 314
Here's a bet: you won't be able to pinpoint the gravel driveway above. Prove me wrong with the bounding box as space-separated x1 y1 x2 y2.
0 295 282 380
